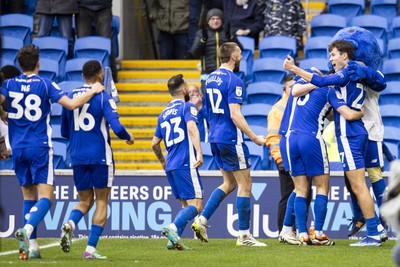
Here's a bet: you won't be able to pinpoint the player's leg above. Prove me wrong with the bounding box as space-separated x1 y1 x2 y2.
292 174 311 245
20 186 39 258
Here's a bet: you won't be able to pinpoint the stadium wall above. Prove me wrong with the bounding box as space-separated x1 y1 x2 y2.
0 170 393 239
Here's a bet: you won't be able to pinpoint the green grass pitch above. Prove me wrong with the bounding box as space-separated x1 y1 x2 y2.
0 238 396 267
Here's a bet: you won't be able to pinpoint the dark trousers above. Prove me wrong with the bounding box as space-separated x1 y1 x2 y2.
278 169 295 233
157 31 188 59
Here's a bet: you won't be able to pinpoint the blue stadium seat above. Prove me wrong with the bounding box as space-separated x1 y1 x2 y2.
246 142 267 170
0 58 15 68
392 16 400 39
0 157 13 170
235 60 248 84
112 16 120 58
242 103 272 128
299 58 330 74
1 36 24 65
58 81 83 94
39 58 59 81
351 15 388 41
74 36 111 68
310 14 346 37
51 103 63 125
377 38 386 58
371 0 397 28
0 14 33 45
380 104 400 127
328 0 365 26
24 0 38 15
304 36 331 59
379 81 400 105
237 36 254 81
383 126 400 170
246 82 283 105
52 141 67 169
259 36 297 59
33 37 68 81
244 125 268 141
52 124 67 141
387 38 400 59
382 59 400 81
383 141 398 170
65 58 91 81
199 142 217 170
252 58 288 84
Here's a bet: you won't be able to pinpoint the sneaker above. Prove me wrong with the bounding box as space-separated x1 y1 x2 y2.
299 236 313 246
311 234 335 246
60 222 73 253
279 231 301 245
191 217 208 242
236 234 267 247
166 240 175 250
379 215 389 231
83 250 107 259
15 228 29 260
379 229 389 242
161 226 191 250
349 236 382 247
28 249 41 259
347 216 366 237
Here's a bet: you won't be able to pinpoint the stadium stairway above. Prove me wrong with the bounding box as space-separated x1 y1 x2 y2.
113 60 201 170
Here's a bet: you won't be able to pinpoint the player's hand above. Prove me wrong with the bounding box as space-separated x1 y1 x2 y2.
283 55 295 71
91 82 105 94
125 133 135 145
189 95 202 110
193 154 203 169
347 61 367 81
252 135 266 146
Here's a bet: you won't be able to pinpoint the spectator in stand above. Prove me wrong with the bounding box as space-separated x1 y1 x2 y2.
150 0 189 60
189 84 208 142
75 0 118 82
262 0 306 53
35 0 78 59
222 0 264 48
189 8 241 90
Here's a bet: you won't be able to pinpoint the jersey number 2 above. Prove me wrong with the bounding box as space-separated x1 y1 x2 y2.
206 88 224 114
160 117 184 147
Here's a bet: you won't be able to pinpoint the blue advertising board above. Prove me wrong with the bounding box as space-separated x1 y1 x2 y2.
0 170 392 239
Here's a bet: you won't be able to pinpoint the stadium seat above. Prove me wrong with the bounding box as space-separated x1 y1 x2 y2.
379 81 400 105
299 58 330 74
304 36 331 59
351 15 388 41
246 82 283 105
244 125 268 141
39 58 59 82
383 141 398 170
65 58 91 81
112 16 120 58
377 38 386 58
52 141 67 169
199 142 217 170
0 14 33 45
242 103 271 128
387 38 400 59
74 36 111 68
382 59 400 81
51 103 63 125
259 36 297 59
1 36 24 66
52 124 67 141
58 81 83 94
383 126 400 170
235 60 249 84
237 36 254 81
0 157 13 170
0 58 15 68
328 0 365 25
252 58 288 84
24 0 38 15
33 37 68 81
380 104 400 127
246 142 267 170
392 16 400 39
310 14 347 37
371 0 397 28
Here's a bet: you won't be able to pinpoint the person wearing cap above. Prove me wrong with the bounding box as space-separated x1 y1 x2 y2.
189 8 242 92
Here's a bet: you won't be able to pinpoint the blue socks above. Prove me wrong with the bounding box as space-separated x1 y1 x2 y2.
68 209 84 226
26 198 51 228
88 224 104 248
201 188 227 220
350 193 363 219
294 196 307 233
23 200 37 239
173 205 198 231
372 179 386 207
314 194 328 231
237 197 251 230
366 215 379 237
283 191 296 227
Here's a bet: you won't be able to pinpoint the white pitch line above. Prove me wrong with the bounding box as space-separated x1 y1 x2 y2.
0 239 84 257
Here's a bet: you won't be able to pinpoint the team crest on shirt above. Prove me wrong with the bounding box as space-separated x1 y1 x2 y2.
190 106 198 116
335 90 343 99
109 99 117 110
52 82 61 90
236 86 243 97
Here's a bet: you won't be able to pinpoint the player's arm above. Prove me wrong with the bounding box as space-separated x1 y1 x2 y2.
336 106 364 121
151 136 166 170
109 118 134 145
187 120 203 168
347 61 386 92
58 82 104 110
291 82 317 97
283 55 313 82
229 103 265 146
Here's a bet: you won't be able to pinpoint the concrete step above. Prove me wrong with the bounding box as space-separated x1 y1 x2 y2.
119 93 171 102
122 60 199 69
112 139 164 149
110 128 154 139
116 82 201 92
117 106 164 115
119 117 158 127
115 162 163 170
118 70 200 79
114 151 157 161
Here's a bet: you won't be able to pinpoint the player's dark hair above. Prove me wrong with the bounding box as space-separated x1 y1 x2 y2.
328 40 355 60
167 74 185 96
283 74 295 84
220 42 239 64
17 45 39 72
82 60 103 83
1 65 21 80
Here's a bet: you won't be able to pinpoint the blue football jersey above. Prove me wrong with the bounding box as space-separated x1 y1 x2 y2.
204 67 245 144
279 79 304 136
310 68 368 137
154 99 199 172
291 86 346 139
1 74 66 149
61 85 121 165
